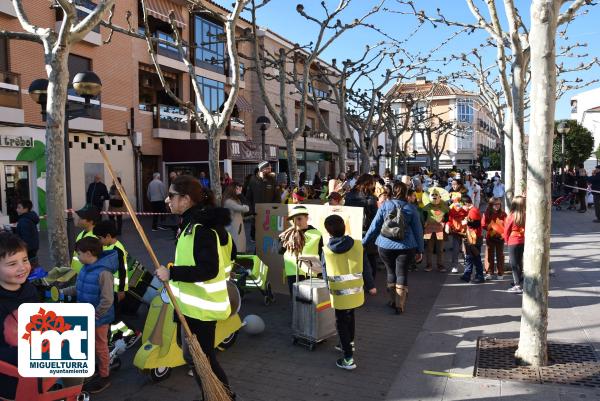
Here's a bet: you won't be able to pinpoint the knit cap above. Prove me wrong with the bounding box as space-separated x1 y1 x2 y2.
468 208 481 221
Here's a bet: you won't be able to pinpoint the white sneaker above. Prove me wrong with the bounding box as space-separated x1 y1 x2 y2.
484 274 493 280
451 267 459 273
507 285 523 294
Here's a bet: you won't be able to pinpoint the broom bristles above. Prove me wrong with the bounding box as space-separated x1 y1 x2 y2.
188 333 232 401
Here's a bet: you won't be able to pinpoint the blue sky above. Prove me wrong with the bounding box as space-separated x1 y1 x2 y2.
215 0 600 120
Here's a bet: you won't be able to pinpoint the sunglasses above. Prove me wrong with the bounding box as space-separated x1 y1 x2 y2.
168 192 181 199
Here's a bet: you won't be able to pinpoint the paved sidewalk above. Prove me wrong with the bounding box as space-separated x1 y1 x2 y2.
386 209 600 400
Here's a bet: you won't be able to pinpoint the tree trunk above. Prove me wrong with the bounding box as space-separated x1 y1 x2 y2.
503 107 515 204
286 137 299 185
512 67 527 196
45 52 70 267
337 142 346 176
206 131 222 202
361 149 370 174
500 129 506 188
515 0 558 368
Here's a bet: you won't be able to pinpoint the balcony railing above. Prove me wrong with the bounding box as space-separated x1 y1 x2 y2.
229 117 245 136
152 104 190 131
0 71 21 109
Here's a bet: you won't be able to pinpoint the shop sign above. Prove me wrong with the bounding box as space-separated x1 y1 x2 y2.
0 135 33 148
229 140 278 162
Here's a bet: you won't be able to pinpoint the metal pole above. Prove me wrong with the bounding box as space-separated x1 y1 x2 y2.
261 126 266 160
303 134 307 174
64 104 74 255
561 133 565 187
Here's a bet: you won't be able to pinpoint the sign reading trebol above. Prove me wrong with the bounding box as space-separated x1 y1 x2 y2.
0 135 34 148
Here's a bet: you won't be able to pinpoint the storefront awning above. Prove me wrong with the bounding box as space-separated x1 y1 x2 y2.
235 95 253 113
144 0 186 28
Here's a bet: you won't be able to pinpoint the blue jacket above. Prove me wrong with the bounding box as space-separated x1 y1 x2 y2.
76 250 118 326
363 199 425 253
16 211 40 252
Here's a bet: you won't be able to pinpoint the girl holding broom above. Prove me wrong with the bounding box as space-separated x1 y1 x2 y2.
155 175 234 396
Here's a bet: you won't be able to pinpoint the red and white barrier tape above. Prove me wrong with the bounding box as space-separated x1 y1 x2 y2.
562 184 600 195
64 209 173 216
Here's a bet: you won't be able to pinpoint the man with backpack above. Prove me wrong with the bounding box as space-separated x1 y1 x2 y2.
362 181 424 314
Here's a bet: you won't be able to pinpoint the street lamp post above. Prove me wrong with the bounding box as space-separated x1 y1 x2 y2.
364 136 371 172
29 71 102 255
556 121 571 189
256 116 271 160
302 126 310 174
376 144 384 174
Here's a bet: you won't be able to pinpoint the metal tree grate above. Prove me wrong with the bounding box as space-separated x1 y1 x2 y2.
475 337 600 388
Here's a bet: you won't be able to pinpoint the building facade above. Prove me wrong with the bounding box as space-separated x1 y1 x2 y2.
0 0 342 220
386 77 498 173
570 86 600 172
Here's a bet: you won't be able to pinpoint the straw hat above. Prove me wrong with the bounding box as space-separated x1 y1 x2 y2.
288 205 309 220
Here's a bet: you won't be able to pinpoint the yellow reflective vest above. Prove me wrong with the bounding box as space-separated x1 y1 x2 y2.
323 240 365 310
283 228 321 278
169 224 231 321
104 240 128 292
71 230 97 273
221 234 233 275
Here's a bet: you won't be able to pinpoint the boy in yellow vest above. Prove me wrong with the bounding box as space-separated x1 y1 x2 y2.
281 206 323 294
71 206 100 272
93 220 142 348
322 215 365 370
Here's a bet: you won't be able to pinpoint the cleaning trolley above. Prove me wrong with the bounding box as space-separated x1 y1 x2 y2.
232 254 274 305
291 256 336 350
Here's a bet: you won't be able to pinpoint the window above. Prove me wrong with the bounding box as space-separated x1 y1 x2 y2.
240 63 245 81
457 127 473 150
411 103 426 125
68 54 101 118
197 76 224 113
457 98 474 123
571 99 577 114
413 131 424 150
56 0 100 33
0 37 8 72
194 16 224 72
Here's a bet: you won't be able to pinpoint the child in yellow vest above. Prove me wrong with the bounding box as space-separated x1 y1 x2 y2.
280 206 323 294
94 220 141 348
322 214 366 371
71 206 100 272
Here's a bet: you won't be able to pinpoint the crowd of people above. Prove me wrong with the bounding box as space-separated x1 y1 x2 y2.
2 159 597 400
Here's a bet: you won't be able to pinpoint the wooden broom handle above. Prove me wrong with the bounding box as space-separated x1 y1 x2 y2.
98 147 195 339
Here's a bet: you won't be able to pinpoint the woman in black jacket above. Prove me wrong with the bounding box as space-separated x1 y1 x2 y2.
344 174 379 279
155 176 235 395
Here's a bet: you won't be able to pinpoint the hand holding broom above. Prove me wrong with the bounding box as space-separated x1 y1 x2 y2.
98 148 231 401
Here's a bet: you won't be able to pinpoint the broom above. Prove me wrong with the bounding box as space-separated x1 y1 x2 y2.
98 148 231 401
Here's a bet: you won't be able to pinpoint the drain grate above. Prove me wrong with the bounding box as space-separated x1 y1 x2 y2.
475 337 600 388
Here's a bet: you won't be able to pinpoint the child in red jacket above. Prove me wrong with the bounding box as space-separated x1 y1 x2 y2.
482 197 507 280
459 208 485 283
447 195 469 273
504 196 526 293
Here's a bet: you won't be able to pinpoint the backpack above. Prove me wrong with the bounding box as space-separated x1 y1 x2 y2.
380 202 407 241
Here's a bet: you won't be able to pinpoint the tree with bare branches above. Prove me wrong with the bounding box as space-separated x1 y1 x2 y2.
0 0 116 266
249 0 384 183
516 0 595 368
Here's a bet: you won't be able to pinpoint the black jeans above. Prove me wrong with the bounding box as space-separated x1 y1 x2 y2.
594 193 600 220
335 308 355 359
509 244 525 286
366 250 378 280
151 201 166 229
378 247 415 287
180 317 229 391
578 190 587 211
